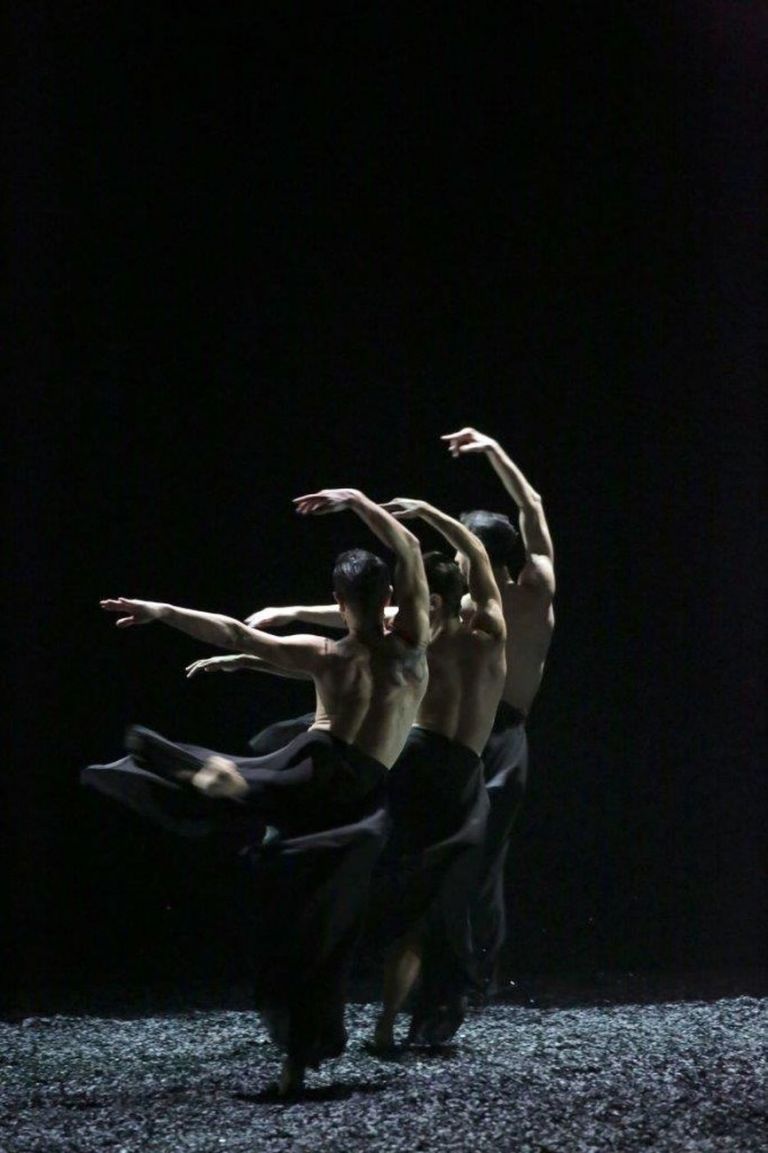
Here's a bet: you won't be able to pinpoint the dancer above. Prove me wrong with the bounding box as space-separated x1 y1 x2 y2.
83 487 430 1095
442 427 556 997
371 500 506 1048
236 500 506 1045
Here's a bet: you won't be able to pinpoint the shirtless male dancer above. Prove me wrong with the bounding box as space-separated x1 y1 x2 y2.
235 501 506 1047
441 427 556 996
371 498 506 1048
85 487 430 1095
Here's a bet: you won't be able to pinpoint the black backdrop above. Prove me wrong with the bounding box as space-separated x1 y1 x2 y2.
5 3 766 1010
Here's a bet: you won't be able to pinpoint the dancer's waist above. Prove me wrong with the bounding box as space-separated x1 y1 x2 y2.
408 725 483 767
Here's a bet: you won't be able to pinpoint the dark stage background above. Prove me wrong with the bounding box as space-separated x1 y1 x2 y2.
5 4 766 1011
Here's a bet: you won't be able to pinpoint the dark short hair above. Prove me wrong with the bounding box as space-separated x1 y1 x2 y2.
332 549 391 613
423 551 464 618
459 510 519 567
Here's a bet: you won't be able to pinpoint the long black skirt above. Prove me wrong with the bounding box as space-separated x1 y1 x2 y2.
248 712 315 756
471 702 528 994
82 728 389 1068
377 726 489 1043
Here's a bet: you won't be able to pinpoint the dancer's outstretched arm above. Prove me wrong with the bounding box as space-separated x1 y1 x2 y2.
441 427 555 592
381 499 505 640
293 487 430 647
100 598 329 676
185 654 312 681
245 604 346 630
245 604 398 630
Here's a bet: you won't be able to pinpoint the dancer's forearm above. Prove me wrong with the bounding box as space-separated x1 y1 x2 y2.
484 444 552 561
236 654 313 681
102 597 327 673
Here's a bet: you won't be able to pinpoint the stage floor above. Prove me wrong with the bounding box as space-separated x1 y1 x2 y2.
2 995 766 1152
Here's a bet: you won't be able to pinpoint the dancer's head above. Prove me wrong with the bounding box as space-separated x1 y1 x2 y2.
423 551 464 622
457 510 519 579
332 549 392 624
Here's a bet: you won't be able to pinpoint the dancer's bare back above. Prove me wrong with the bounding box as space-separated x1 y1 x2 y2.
310 627 428 766
496 567 554 713
444 428 556 717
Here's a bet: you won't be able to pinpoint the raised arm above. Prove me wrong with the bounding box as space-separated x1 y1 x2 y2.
293 488 430 647
100 598 329 676
381 499 505 640
442 428 555 592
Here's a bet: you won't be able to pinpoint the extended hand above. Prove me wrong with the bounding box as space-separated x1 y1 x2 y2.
100 597 163 627
380 498 426 520
245 606 293 629
441 427 497 457
186 656 241 679
293 488 362 515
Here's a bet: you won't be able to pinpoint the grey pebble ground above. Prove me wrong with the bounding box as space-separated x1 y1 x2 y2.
1 998 766 1152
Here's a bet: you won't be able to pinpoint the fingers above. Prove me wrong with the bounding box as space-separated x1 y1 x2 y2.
441 428 482 457
293 493 326 514
381 498 417 519
116 617 135 628
294 498 333 516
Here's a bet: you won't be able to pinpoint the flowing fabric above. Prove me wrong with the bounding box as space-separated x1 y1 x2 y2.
470 702 528 995
375 726 489 1044
248 712 315 756
82 727 389 1068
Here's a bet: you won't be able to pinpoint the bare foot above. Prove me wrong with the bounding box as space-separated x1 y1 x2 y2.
191 756 249 800
278 1056 305 1097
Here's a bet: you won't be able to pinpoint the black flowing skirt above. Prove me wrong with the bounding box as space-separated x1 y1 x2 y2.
248 712 315 756
376 726 489 1043
82 727 389 1068
471 702 528 992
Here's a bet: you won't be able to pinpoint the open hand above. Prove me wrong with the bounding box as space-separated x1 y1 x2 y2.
293 488 362 515
100 597 162 627
186 656 241 679
441 428 497 457
380 498 426 520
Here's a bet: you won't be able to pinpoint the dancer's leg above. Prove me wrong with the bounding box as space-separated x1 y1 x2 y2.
373 930 424 1049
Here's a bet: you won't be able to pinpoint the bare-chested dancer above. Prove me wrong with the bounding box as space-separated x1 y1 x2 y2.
370 498 507 1048
83 488 429 1095
442 427 556 996
236 502 507 1046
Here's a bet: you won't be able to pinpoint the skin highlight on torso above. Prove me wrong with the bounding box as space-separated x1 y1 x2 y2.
498 577 555 714
310 627 429 768
414 616 507 757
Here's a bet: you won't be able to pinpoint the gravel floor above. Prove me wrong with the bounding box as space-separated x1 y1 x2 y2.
1 997 766 1152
